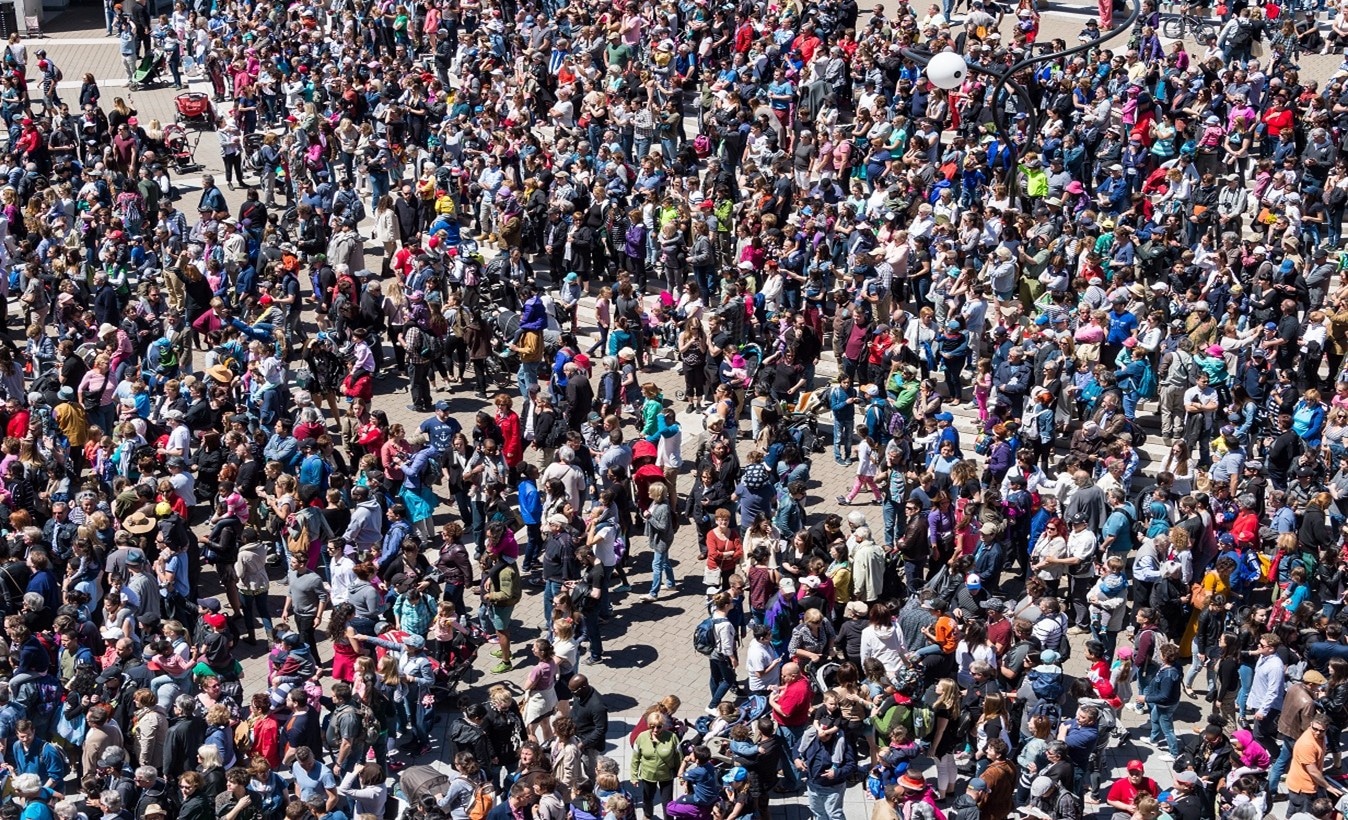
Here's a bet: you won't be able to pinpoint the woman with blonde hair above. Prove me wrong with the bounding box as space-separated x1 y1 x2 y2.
929 678 961 798
382 277 410 373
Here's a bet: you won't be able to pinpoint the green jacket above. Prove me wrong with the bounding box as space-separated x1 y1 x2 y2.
642 395 665 436
631 729 681 782
486 563 521 607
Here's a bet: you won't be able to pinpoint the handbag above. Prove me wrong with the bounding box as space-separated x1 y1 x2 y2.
81 388 102 412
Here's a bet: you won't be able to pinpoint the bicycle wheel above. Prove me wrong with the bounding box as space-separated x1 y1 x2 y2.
1160 15 1183 36
1194 20 1216 40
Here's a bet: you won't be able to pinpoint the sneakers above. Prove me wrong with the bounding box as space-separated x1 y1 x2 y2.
641 594 658 602
613 584 632 594
490 661 513 674
836 495 850 506
490 648 506 659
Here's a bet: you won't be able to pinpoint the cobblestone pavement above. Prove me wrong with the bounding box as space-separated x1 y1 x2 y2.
22 4 1309 817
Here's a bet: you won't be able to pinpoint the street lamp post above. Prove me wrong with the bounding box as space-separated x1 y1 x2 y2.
905 0 1144 193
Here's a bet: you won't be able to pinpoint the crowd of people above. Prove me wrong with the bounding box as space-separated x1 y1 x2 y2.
2 0 1348 817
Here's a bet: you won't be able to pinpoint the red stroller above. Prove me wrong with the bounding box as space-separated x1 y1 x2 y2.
174 91 215 128
630 439 671 512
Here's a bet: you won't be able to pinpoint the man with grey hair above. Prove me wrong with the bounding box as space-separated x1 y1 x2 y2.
164 695 205 780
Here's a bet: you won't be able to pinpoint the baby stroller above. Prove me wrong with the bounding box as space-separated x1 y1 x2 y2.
131 50 165 90
688 694 771 761
162 123 203 173
374 626 486 706
173 91 215 129
397 764 450 820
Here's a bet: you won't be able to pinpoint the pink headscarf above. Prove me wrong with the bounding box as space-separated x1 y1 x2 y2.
1232 729 1271 769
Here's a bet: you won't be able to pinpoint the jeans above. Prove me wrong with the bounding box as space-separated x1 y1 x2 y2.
806 782 846 820
240 592 273 639
295 613 322 665
708 656 735 708
517 360 540 400
582 605 603 661
1149 703 1178 754
1269 733 1295 795
369 172 390 213
1184 637 1212 690
544 580 562 634
649 551 675 596
400 693 427 746
881 499 903 549
777 724 805 791
832 416 852 461
1237 663 1254 716
1122 390 1139 419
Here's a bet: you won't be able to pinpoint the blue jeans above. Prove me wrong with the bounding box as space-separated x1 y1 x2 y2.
708 657 735 708
777 724 805 791
1149 703 1178 754
832 417 852 461
582 606 603 661
369 172 389 213
1269 733 1295 794
400 694 427 745
1122 390 1139 419
649 551 675 596
1237 664 1255 716
517 361 540 400
543 580 562 635
882 499 903 548
807 782 846 820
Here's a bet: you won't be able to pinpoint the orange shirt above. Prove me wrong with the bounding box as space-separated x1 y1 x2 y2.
933 615 959 652
1287 727 1325 795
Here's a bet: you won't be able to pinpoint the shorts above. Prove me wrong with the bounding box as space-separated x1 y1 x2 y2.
485 604 514 632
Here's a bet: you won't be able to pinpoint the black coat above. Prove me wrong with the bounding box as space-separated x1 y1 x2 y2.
570 685 608 754
165 713 207 780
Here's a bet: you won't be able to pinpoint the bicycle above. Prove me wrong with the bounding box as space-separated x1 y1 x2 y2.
1160 9 1217 39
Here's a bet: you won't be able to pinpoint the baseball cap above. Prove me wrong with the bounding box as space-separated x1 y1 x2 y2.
1126 760 1146 773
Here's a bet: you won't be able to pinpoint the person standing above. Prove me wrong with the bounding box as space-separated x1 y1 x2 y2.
706 591 739 712
629 709 681 820
769 662 812 793
1136 642 1182 760
1287 715 1346 813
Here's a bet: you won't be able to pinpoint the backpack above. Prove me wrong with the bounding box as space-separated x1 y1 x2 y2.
357 703 381 746
1029 700 1063 733
909 702 936 740
1119 417 1147 448
454 778 493 820
872 401 895 443
693 616 719 656
1148 628 1176 667
1136 360 1158 400
1028 667 1065 701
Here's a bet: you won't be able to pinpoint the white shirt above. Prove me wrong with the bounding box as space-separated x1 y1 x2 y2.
746 640 780 691
328 555 356 605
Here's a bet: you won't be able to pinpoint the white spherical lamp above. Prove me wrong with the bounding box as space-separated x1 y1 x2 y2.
926 51 968 90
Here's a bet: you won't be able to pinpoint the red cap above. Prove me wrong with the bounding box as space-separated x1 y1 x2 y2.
204 612 227 629
1126 760 1146 773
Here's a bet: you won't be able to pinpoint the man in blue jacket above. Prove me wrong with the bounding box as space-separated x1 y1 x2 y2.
828 374 858 465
